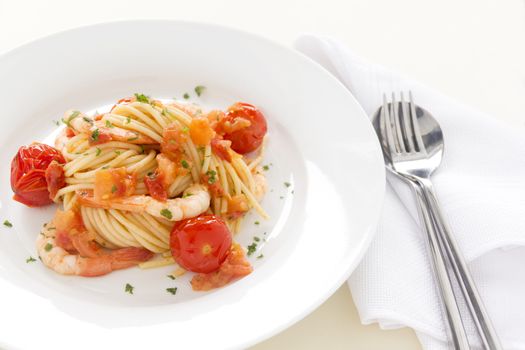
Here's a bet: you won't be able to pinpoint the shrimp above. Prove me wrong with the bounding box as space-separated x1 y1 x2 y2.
77 183 210 221
64 110 157 145
37 210 153 277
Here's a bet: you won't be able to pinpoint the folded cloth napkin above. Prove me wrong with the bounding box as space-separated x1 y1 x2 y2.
295 35 525 350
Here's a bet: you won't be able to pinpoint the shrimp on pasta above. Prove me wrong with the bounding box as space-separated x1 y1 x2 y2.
10 93 269 291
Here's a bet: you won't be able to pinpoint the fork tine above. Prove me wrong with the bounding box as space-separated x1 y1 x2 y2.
409 91 426 152
400 92 415 152
382 94 398 156
391 93 406 153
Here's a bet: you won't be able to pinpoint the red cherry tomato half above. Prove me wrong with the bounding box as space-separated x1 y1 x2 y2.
10 143 65 207
170 215 232 273
223 102 267 154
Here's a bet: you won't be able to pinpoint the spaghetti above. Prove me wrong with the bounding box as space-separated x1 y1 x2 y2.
10 94 268 288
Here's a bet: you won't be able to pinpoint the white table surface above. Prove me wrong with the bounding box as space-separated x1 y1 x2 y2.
1 0 523 348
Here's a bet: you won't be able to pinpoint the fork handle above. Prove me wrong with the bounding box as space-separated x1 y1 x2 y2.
417 178 503 350
410 182 470 350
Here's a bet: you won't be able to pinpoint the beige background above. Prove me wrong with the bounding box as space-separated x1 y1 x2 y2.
1 0 523 348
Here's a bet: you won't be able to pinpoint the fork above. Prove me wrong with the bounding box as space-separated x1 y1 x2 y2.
379 93 470 349
379 92 503 350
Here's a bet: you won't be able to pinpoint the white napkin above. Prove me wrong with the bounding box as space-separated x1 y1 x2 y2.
295 35 525 350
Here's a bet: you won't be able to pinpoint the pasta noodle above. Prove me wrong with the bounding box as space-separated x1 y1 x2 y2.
52 97 268 264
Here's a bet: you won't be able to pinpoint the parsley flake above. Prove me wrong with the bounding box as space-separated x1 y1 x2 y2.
26 256 36 263
44 243 53 252
3 220 13 228
166 287 178 295
139 145 145 154
95 147 101 156
206 170 217 184
253 236 260 242
126 117 131 124
63 110 80 126
105 120 114 128
284 182 291 188
181 159 190 169
257 254 264 259
254 221 260 225
91 128 100 141
53 120 60 126
82 116 93 124
111 184 117 193
262 165 270 171
247 243 257 256
127 135 139 141
134 93 150 103
160 209 173 220
115 150 121 155
167 275 176 280
182 192 193 198
183 93 190 99
182 126 189 134
194 85 206 97
125 283 134 294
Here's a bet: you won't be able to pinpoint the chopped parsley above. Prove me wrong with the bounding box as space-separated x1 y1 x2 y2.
182 126 189 134
3 220 12 228
125 283 134 294
95 147 101 156
183 93 190 99
115 150 121 155
134 93 150 103
91 128 100 141
111 184 117 193
127 135 139 141
181 159 190 169
182 192 193 198
160 209 173 220
167 275 176 280
194 85 206 97
262 165 270 171
126 117 131 124
257 254 264 259
26 256 36 263
44 243 53 252
105 120 114 128
253 236 260 242
139 145 145 154
247 243 257 256
206 170 217 184
166 287 178 295
254 221 260 225
62 110 80 126
284 182 291 188
82 116 93 124
53 120 60 126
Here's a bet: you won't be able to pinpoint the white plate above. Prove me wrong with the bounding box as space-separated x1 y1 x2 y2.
0 21 384 349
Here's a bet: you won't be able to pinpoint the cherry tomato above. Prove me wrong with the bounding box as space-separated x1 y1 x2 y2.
170 215 232 273
11 143 65 207
222 102 267 154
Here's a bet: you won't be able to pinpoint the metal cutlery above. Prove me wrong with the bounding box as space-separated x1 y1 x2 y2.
372 92 502 350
